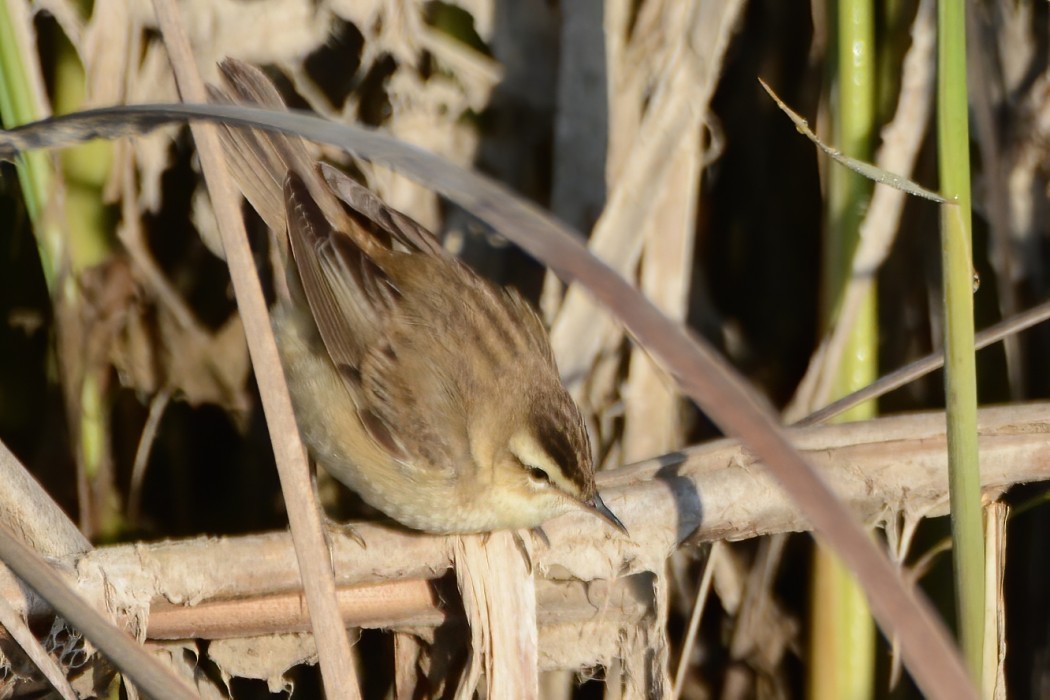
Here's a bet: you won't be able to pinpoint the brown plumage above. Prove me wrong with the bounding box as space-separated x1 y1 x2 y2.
215 59 624 534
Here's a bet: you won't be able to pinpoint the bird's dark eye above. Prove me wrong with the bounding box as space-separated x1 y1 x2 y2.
527 467 551 485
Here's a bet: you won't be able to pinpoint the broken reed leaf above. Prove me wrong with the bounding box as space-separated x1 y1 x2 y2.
0 104 285 160
0 104 592 275
0 103 595 280
758 78 948 204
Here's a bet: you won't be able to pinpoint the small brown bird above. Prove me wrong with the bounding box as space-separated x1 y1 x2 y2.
216 60 625 534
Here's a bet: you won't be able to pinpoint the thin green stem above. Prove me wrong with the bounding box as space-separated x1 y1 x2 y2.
1 6 118 538
937 0 985 683
809 1 876 698
0 0 60 292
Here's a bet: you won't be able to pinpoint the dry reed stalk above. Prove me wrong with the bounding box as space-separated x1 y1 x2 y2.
982 502 1008 700
453 533 538 698
151 3 362 697
3 403 1048 687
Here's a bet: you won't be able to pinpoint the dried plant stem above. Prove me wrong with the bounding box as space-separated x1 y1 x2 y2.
3 404 1045 667
454 533 538 699
150 1 361 697
982 503 1008 699
797 302 1050 427
671 543 719 699
0 524 196 699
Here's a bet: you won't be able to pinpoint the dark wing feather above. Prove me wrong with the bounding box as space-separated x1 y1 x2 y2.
215 60 384 258
284 173 369 366
218 62 345 226
320 163 448 258
284 172 411 459
207 84 286 235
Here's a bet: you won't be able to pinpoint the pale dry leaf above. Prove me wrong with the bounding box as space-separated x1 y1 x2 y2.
152 642 229 700
189 182 226 260
122 0 335 214
208 633 316 694
454 532 539 699
155 309 250 414
983 502 1008 700
393 632 424 700
81 0 132 109
136 0 331 71
549 1 744 408
126 42 180 213
622 119 702 462
421 29 503 109
452 0 495 39
326 0 385 30
370 69 485 229
32 0 85 48
331 0 425 67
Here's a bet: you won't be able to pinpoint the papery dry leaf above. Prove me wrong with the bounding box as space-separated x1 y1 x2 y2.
157 310 249 414
208 633 316 694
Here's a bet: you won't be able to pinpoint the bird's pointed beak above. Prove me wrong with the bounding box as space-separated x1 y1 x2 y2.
582 490 629 535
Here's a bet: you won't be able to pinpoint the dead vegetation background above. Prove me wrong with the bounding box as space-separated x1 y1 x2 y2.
2 0 1050 698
